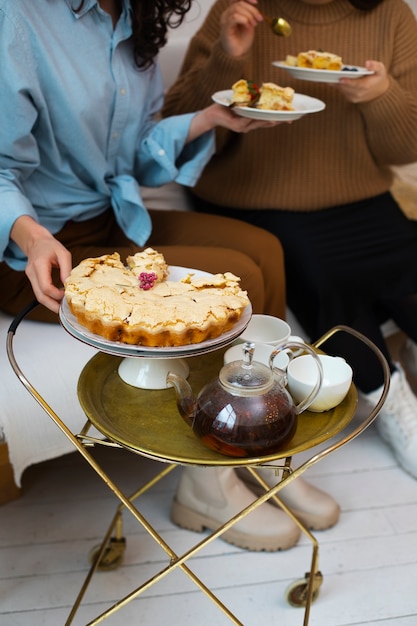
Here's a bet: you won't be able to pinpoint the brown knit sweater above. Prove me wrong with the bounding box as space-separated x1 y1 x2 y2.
162 0 417 211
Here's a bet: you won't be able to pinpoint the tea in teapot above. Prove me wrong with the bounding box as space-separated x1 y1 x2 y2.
167 342 323 457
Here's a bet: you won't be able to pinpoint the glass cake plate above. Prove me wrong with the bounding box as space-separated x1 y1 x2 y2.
59 266 252 389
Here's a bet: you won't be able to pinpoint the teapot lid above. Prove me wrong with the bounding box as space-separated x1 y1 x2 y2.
219 342 274 395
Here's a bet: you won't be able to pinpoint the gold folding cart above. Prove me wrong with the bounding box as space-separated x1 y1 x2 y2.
7 301 390 626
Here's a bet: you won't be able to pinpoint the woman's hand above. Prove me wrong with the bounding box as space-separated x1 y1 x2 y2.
220 0 263 58
11 215 72 313
338 60 390 103
188 103 281 142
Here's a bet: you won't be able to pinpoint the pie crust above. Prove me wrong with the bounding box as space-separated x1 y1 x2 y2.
64 249 250 347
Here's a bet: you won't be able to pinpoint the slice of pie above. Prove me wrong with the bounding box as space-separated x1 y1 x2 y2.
231 79 260 107
257 82 295 111
295 50 343 70
231 80 294 111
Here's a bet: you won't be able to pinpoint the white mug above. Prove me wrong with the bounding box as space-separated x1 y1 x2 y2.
228 314 305 375
224 341 289 369
239 314 292 345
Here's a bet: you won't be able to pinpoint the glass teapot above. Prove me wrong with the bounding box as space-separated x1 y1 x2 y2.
167 341 323 458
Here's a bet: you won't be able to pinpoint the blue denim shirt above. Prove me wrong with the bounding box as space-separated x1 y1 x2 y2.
0 0 215 269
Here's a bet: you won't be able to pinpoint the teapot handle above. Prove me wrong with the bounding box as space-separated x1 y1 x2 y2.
269 342 324 413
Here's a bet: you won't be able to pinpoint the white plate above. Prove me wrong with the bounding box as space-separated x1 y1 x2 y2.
212 90 325 121
59 266 252 358
273 61 374 84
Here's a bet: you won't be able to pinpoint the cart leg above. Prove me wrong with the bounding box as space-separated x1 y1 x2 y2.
270 490 323 624
277 493 323 621
89 511 126 571
244 465 324 625
286 570 323 610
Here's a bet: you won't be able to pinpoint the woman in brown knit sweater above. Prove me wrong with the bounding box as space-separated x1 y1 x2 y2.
163 0 417 479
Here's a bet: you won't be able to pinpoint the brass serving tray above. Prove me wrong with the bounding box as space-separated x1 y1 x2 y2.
77 350 358 466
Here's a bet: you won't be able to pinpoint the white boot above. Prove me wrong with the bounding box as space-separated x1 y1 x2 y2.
400 337 417 378
365 363 417 478
237 467 340 530
172 466 301 551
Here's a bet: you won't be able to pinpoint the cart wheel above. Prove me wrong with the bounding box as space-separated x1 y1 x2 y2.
286 571 323 608
89 537 126 571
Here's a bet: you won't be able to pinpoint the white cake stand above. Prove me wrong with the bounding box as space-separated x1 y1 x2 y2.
59 267 252 390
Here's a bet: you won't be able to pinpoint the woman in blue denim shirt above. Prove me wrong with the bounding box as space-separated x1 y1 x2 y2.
0 0 338 552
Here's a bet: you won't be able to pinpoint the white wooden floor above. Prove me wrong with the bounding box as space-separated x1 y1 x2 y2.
1 400 417 626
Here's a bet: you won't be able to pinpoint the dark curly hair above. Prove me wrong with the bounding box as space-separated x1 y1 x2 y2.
72 0 192 69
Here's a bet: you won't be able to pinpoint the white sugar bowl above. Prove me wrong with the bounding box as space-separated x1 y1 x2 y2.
287 354 353 412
